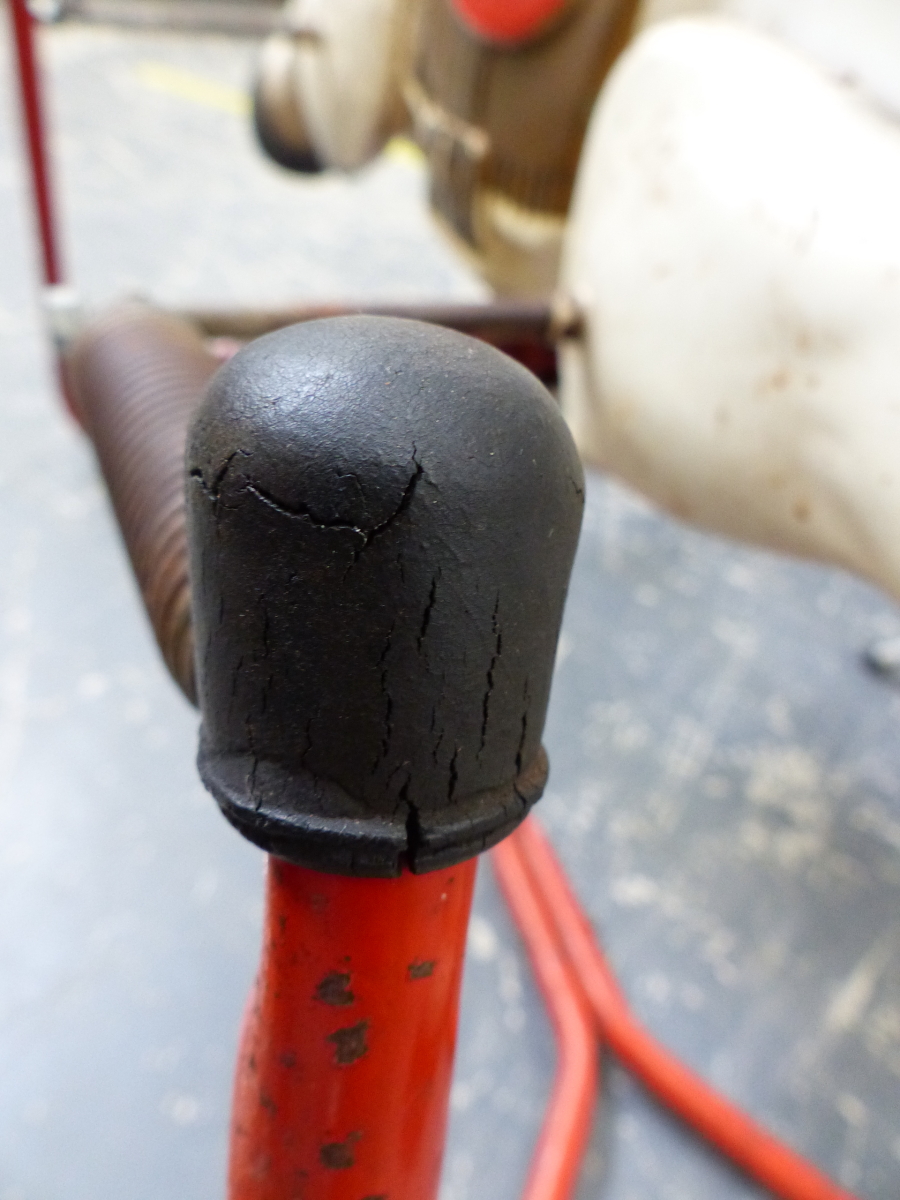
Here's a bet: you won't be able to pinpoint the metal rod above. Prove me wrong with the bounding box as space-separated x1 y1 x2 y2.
181 299 569 385
8 0 63 286
178 299 571 344
229 855 477 1200
56 0 280 37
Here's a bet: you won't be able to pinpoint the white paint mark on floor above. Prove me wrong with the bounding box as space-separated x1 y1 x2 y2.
826 936 893 1034
0 529 39 817
467 915 499 962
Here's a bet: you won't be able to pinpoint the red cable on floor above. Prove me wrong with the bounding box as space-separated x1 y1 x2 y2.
492 834 599 1200
500 817 860 1200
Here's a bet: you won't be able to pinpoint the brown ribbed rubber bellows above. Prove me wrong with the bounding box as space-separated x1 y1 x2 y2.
66 306 220 703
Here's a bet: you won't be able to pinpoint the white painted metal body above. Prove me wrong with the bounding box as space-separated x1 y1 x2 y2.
636 0 900 117
560 15 900 599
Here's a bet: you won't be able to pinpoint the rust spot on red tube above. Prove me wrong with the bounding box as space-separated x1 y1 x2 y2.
327 1019 370 1065
318 1132 361 1169
408 959 436 980
315 971 355 1006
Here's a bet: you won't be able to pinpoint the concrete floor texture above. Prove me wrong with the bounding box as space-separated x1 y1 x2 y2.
0 11 898 1200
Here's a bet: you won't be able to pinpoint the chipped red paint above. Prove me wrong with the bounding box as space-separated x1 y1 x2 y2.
315 971 355 1007
407 960 436 980
228 855 477 1200
327 1020 370 1065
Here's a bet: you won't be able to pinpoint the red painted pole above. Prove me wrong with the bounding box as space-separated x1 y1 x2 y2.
229 856 477 1200
7 0 63 286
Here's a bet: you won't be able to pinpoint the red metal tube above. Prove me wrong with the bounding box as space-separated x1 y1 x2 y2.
8 0 63 286
491 836 597 1200
512 818 859 1200
229 854 477 1200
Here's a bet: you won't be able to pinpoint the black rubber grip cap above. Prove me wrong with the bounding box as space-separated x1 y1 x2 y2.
186 316 583 875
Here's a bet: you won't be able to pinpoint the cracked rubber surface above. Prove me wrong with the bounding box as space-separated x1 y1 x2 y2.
187 316 584 874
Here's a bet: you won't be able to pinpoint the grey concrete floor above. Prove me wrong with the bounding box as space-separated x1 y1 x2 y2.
0 14 899 1200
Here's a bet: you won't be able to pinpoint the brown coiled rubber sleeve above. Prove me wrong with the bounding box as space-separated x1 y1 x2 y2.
65 305 220 704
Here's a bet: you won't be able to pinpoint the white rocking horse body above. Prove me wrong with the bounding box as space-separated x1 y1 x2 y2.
560 8 900 599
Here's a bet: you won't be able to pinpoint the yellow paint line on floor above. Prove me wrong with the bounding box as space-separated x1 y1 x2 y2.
136 62 251 117
384 135 424 166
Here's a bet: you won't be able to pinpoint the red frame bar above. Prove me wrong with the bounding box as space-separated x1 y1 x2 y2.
492 834 597 1200
510 818 859 1200
7 0 63 286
